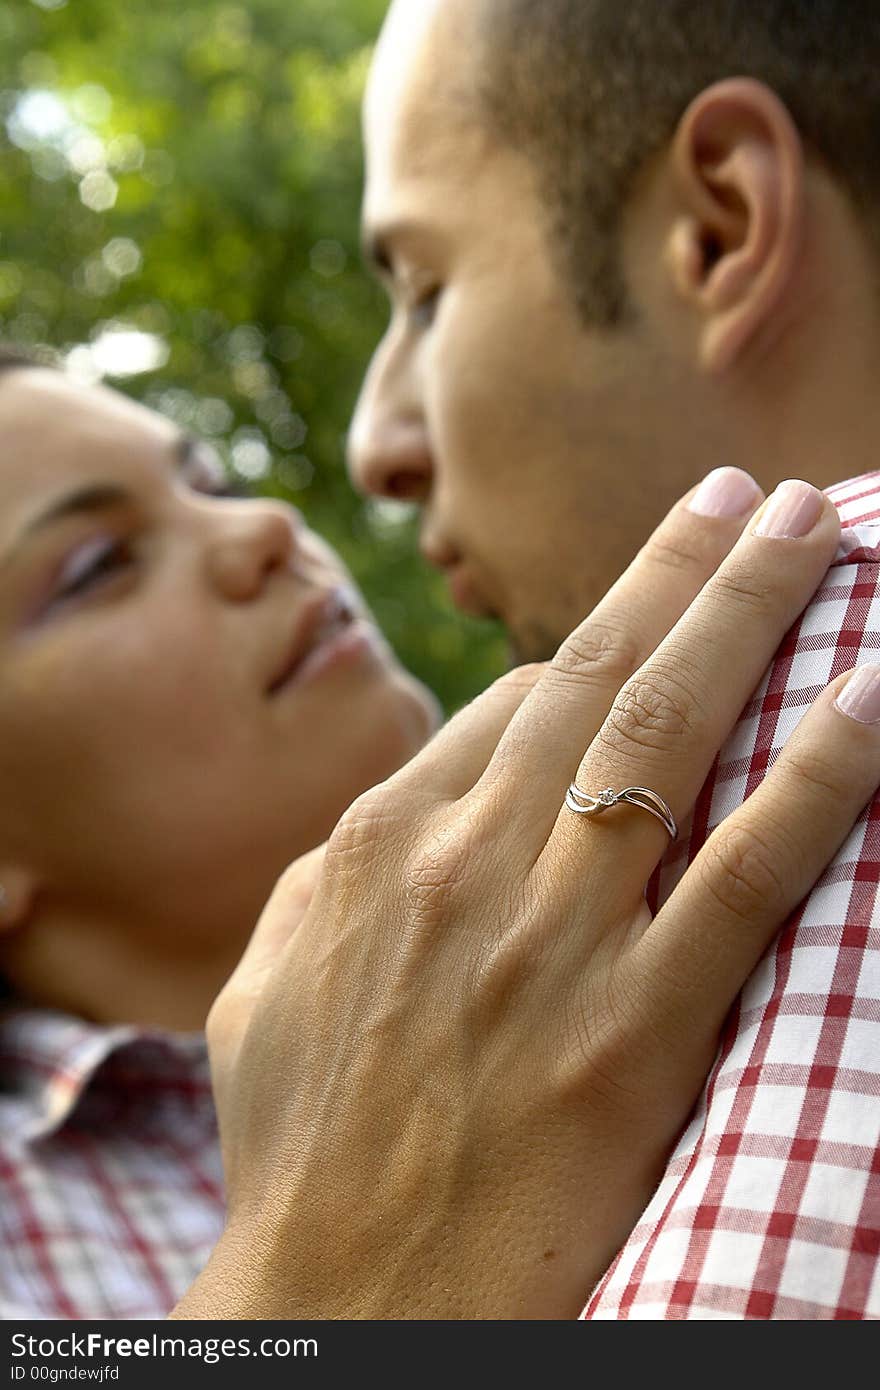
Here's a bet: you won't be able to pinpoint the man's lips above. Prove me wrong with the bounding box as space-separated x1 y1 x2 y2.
445 566 498 620
266 587 359 695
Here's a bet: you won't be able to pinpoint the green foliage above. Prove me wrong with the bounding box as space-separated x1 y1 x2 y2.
0 0 508 711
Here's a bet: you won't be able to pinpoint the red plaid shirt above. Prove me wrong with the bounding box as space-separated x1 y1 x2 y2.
0 1005 224 1319
584 471 880 1320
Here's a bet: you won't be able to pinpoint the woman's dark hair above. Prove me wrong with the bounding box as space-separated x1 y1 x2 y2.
0 344 54 376
0 342 50 1005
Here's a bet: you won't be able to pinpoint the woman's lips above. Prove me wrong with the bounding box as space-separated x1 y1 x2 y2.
266 587 359 695
287 617 381 692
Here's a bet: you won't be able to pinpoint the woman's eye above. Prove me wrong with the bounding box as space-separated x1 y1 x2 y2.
201 479 254 500
183 461 253 500
54 536 134 603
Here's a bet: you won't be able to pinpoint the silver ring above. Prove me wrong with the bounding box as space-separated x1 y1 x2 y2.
565 784 677 840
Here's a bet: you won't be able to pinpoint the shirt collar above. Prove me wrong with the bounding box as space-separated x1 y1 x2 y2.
0 1004 209 1143
829 469 880 562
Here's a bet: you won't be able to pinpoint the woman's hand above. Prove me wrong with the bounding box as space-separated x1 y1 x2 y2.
177 475 880 1320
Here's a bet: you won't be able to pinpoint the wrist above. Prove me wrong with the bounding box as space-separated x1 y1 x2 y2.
169 1223 300 1320
169 1207 366 1321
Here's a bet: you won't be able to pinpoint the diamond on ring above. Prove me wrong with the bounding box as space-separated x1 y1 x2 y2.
565 783 677 840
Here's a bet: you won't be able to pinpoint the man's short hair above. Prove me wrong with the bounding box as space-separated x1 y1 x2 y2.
476 0 880 325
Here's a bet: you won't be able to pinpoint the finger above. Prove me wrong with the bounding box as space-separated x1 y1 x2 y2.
395 662 545 799
408 469 764 801
208 846 325 1095
562 482 840 873
638 663 880 1071
518 480 839 859
221 844 327 1004
586 467 764 666
206 844 327 1105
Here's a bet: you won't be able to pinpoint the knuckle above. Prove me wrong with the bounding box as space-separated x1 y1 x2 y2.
552 619 643 691
708 568 774 620
487 663 547 700
698 821 788 925
274 857 310 899
468 897 545 1015
777 745 846 802
553 983 644 1108
204 996 224 1043
325 784 401 865
599 669 699 757
403 816 475 931
205 991 235 1051
644 532 711 576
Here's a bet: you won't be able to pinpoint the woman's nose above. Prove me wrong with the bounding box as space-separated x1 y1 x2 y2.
206 500 302 601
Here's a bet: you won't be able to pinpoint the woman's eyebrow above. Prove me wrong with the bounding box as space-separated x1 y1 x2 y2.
1 483 132 574
1 433 194 573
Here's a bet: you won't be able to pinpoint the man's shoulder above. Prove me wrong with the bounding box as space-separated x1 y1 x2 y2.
826 470 880 564
651 470 880 906
827 468 880 533
591 469 880 1321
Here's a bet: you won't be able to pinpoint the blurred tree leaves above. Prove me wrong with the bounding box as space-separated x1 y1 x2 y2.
0 0 507 711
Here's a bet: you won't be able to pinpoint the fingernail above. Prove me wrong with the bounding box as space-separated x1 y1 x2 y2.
835 664 880 724
753 480 824 539
687 467 763 519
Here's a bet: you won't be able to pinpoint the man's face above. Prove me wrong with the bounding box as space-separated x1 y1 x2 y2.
349 0 698 661
0 371 436 964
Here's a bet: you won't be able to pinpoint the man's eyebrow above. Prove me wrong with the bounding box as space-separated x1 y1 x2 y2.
1 434 193 573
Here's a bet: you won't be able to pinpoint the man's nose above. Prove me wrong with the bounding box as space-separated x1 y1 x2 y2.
347 349 433 503
206 500 301 600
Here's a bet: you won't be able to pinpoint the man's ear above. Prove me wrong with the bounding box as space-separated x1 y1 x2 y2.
666 78 806 375
0 866 38 937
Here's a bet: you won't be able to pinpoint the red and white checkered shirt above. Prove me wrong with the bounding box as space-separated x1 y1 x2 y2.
584 471 880 1320
0 1005 224 1319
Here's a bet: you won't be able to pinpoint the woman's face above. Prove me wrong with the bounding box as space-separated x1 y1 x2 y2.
0 370 438 1003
